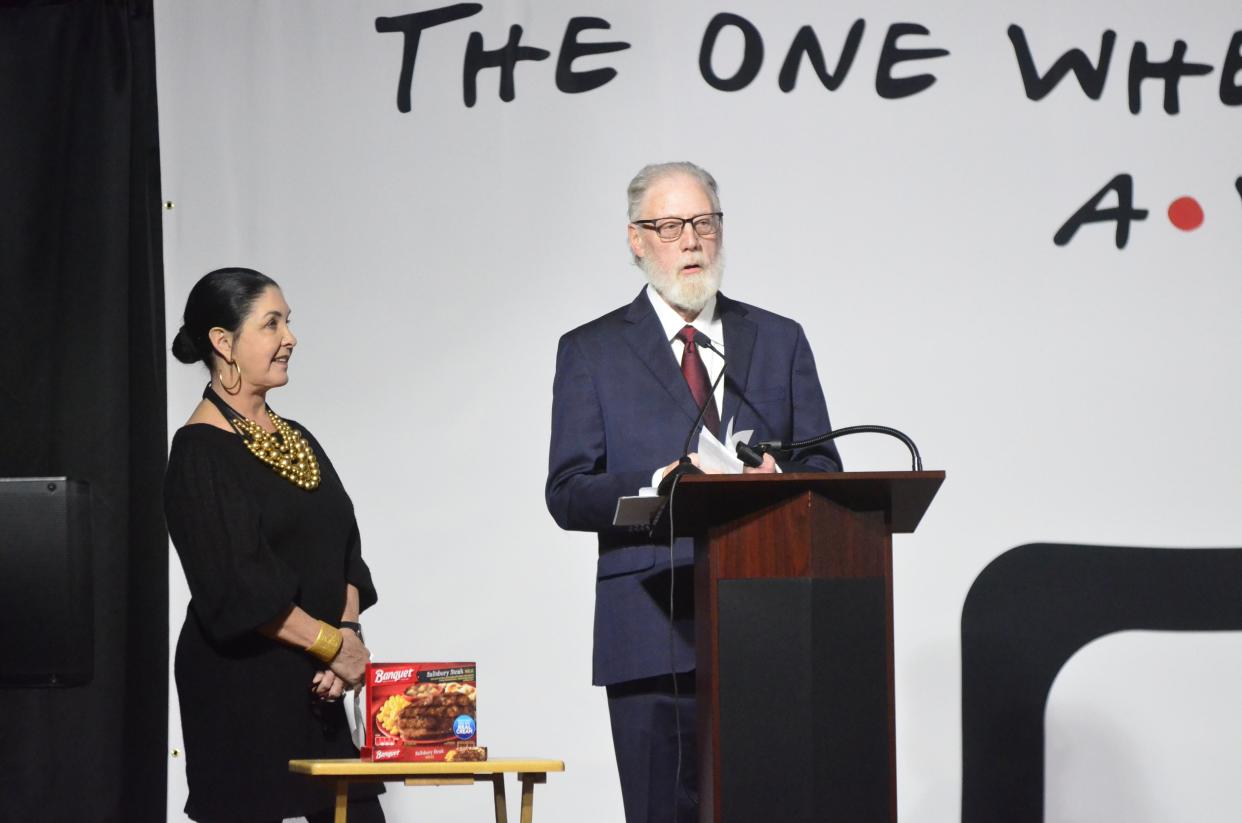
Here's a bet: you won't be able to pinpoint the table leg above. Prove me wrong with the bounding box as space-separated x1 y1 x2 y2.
518 773 546 823
334 779 349 823
491 773 509 823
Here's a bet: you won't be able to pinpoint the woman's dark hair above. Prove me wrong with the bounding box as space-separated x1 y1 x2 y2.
171 267 280 366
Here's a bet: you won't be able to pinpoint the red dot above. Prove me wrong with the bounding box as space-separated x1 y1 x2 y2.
1167 196 1204 231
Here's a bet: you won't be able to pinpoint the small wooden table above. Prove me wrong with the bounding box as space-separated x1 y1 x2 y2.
288 758 565 823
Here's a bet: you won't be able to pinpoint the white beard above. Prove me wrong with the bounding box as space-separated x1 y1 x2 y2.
640 249 725 315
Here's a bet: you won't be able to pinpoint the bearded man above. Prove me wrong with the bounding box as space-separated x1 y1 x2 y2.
545 162 842 823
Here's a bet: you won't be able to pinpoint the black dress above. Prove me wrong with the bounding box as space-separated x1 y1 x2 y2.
164 421 383 823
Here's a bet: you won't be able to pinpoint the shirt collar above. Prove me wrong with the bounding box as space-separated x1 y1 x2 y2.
645 285 723 349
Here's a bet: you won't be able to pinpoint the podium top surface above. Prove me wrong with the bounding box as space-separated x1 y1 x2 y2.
670 470 945 534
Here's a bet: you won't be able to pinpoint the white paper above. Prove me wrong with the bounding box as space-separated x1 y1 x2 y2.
695 418 754 475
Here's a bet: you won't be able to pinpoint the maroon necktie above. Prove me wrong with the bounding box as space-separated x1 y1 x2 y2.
676 325 720 438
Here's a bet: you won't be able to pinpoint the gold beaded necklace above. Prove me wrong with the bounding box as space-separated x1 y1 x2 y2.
228 410 321 490
203 385 320 490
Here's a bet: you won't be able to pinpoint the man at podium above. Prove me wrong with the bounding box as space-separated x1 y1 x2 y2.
545 161 842 823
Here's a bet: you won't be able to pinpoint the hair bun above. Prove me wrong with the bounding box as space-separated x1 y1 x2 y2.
171 325 201 364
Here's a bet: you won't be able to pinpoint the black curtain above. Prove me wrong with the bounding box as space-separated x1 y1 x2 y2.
0 0 168 820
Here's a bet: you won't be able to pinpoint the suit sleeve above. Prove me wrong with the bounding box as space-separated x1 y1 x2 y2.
781 325 843 473
546 332 652 533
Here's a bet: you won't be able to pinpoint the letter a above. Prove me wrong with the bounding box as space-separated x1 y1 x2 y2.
1053 174 1149 249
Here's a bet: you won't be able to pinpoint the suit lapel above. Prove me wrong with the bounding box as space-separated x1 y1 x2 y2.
719 294 756 426
622 290 702 425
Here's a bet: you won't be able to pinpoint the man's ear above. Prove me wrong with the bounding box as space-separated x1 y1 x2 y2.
628 223 645 260
208 327 233 362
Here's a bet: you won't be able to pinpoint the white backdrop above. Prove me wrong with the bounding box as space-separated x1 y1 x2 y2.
155 2 1242 821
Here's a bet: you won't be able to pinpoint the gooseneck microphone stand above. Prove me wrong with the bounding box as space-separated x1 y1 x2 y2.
736 424 923 471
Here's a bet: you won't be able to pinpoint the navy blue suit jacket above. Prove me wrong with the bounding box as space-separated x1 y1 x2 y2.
546 289 842 686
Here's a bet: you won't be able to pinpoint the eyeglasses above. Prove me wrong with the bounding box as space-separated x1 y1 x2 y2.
632 212 724 242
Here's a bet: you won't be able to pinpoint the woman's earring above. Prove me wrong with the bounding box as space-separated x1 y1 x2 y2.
219 360 242 394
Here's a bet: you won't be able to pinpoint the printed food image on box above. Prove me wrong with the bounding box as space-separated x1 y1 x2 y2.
362 662 484 762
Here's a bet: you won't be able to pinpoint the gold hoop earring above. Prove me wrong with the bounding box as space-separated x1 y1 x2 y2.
218 360 242 394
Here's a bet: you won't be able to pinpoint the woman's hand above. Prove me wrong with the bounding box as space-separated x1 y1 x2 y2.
311 669 346 700
260 606 370 691
328 627 369 687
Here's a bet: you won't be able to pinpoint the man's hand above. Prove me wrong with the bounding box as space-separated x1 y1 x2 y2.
742 453 778 474
660 453 703 479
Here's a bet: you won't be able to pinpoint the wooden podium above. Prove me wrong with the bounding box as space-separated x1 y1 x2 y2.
670 471 943 823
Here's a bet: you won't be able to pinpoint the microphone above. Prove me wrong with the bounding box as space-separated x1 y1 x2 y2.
656 331 727 497
693 330 725 360
735 440 767 469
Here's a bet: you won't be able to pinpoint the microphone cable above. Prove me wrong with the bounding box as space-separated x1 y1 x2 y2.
667 469 685 823
660 328 726 822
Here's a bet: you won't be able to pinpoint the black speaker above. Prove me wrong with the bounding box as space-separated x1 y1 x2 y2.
0 478 92 686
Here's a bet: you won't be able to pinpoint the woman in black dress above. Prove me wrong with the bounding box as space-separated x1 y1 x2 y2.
165 268 385 823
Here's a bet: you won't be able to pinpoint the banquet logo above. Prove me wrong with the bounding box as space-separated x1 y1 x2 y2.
374 668 415 684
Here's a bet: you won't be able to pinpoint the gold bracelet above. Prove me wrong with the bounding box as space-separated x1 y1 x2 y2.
306 620 343 663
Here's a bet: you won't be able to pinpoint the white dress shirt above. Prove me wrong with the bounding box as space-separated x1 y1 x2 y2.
646 285 725 486
645 285 725 409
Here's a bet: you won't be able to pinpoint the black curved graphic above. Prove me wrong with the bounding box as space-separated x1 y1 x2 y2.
961 543 1242 823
